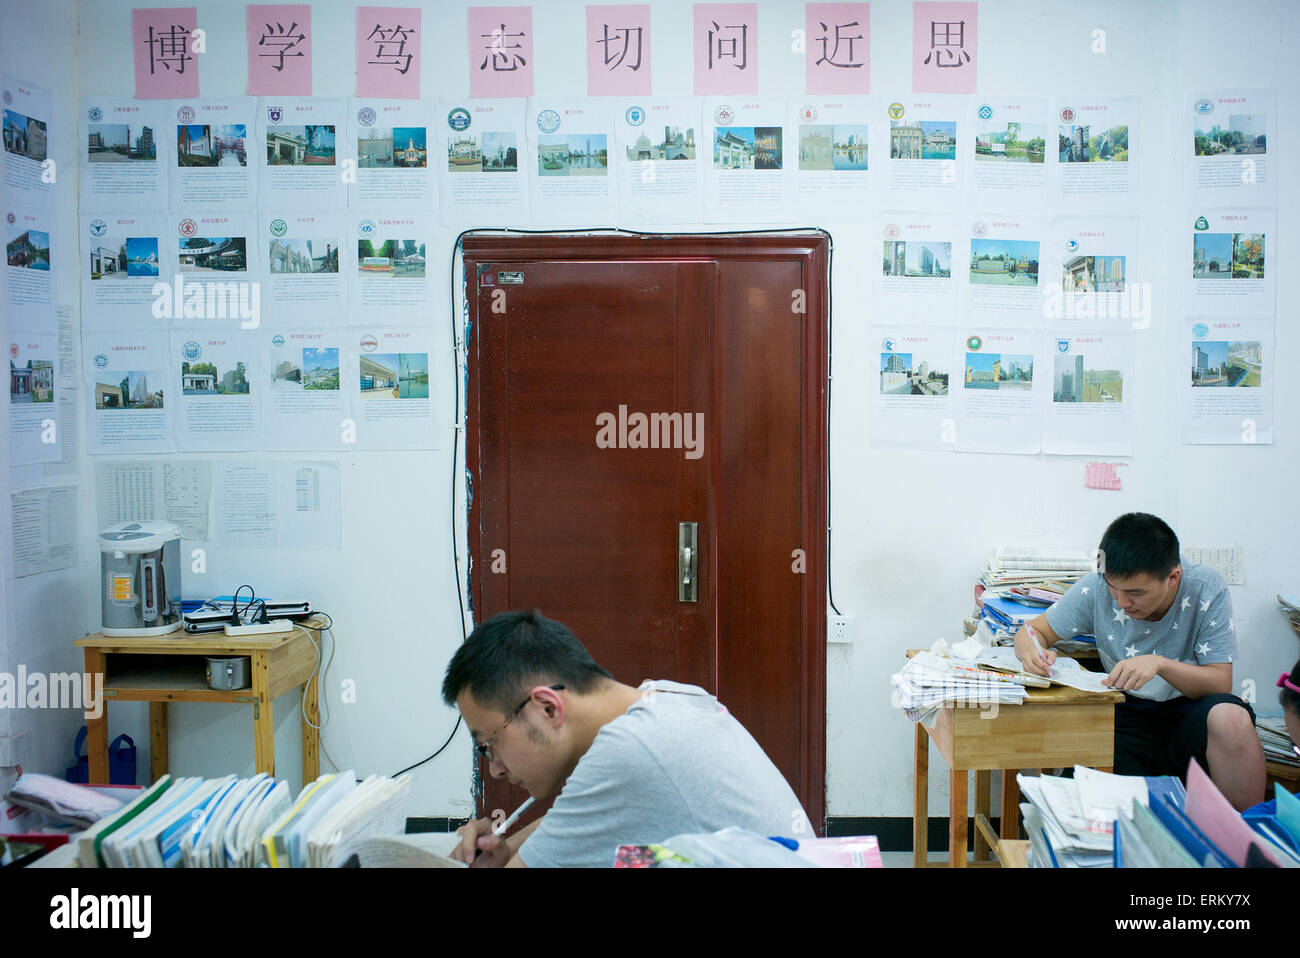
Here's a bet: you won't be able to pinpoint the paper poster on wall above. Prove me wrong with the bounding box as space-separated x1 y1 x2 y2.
1041 215 1139 328
885 96 967 203
168 97 258 206
435 100 528 227
350 211 433 323
969 96 1047 210
94 460 212 540
79 211 170 329
10 484 77 578
82 330 174 453
586 4 652 97
172 330 262 451
912 2 977 94
356 7 421 99
954 329 1041 455
277 460 342 549
1051 97 1138 209
1185 209 1274 314
526 99 615 225
133 7 200 100
8 330 60 466
877 213 964 320
704 98 792 222
965 215 1045 318
349 99 433 207
348 328 438 450
167 210 260 327
3 76 53 205
806 4 870 95
214 459 341 549
259 209 346 325
468 6 535 99
866 327 955 450
1042 332 1133 457
5 204 55 330
79 98 168 207
256 98 347 209
247 5 313 96
693 3 758 96
1183 315 1272 445
614 99 703 224
262 329 349 450
1189 89 1274 203
790 98 872 221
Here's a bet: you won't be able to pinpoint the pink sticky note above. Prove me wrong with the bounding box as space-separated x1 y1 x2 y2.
912 1 977 94
1084 462 1122 491
469 6 534 98
357 7 422 98
806 3 870 95
587 5 652 97
248 5 312 96
133 7 200 100
693 3 758 96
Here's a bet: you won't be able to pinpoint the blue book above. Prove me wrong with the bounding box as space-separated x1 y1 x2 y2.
1149 794 1234 868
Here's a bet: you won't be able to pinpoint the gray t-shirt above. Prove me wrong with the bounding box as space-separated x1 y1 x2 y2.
517 679 811 868
1045 559 1235 702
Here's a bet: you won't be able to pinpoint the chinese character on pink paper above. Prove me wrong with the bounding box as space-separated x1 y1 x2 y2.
912 1 977 94
587 4 651 96
357 7 422 98
469 6 534 97
807 3 870 94
693 3 757 95
248 5 312 95
133 7 199 99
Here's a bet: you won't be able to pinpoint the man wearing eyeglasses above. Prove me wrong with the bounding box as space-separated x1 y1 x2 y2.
441 609 812 867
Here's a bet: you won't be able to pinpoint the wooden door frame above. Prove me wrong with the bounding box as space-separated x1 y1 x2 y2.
463 230 829 831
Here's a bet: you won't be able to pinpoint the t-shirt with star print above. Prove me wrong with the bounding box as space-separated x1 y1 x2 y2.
1044 559 1235 702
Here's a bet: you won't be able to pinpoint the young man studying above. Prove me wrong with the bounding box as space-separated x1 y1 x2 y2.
441 609 812 867
1013 512 1264 810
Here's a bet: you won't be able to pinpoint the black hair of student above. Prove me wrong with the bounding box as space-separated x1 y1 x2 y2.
1097 512 1181 579
441 609 615 715
1280 660 1300 715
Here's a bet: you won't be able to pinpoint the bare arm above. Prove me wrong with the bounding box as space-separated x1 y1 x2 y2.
1012 612 1061 676
1106 657 1232 697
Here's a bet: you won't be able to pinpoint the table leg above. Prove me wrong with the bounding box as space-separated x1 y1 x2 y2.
1001 769 1020 840
149 702 168 783
974 770 992 861
252 651 275 777
914 723 929 869
301 672 319 786
84 648 108 784
949 768 968 868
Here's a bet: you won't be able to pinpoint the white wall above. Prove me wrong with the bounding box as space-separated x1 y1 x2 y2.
8 0 1297 821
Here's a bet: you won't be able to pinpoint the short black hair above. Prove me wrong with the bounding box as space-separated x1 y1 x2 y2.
1280 659 1300 715
1097 513 1181 579
441 609 614 715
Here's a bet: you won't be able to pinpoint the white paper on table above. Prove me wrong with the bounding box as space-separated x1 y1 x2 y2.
1184 208 1275 315
168 97 258 207
261 329 351 451
876 212 966 320
1075 765 1148 828
349 210 434 325
349 98 435 209
277 461 341 549
954 328 1042 455
165 210 260 328
788 97 874 223
526 98 616 226
614 98 705 225
1187 89 1275 204
255 97 347 210
79 97 170 208
703 97 794 223
1050 96 1138 211
965 213 1046 320
435 99 529 228
1041 215 1140 329
94 460 212 541
82 329 174 454
867 326 957 451
8 329 60 466
346 327 439 451
79 210 171 330
10 483 77 578
969 96 1049 212
4 203 55 329
258 209 347 326
883 95 970 208
3 76 53 206
171 329 262 451
1182 314 1273 445
1042 330 1134 457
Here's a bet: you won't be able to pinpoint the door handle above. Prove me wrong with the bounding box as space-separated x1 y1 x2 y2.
678 522 698 603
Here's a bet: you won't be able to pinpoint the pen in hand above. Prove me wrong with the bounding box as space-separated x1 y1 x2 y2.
492 796 535 837
1026 624 1051 674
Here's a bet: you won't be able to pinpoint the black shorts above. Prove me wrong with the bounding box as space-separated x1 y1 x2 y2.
1112 693 1256 780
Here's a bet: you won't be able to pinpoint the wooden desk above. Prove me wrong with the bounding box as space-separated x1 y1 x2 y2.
908 653 1124 868
76 624 322 786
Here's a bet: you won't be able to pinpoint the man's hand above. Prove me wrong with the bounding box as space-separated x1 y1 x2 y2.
1014 629 1057 677
452 817 512 867
1103 654 1164 692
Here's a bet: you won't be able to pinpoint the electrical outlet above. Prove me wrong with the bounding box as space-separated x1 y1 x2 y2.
828 613 854 645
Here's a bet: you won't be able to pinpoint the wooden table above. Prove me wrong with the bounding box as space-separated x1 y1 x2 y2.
76 624 322 786
909 654 1124 868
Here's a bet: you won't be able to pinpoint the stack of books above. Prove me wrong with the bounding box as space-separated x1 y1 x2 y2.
891 650 1029 729
1279 592 1300 633
1257 713 1300 770
967 548 1097 653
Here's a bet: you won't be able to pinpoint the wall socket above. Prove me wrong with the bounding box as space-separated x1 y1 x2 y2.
829 613 854 644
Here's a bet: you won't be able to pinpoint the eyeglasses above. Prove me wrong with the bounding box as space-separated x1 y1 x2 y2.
473 684 564 763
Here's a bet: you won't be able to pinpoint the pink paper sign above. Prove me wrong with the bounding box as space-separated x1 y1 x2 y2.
357 7 422 98
133 7 199 99
1084 462 1122 491
912 1 977 94
693 3 757 96
806 3 869 94
587 4 652 97
469 6 534 98
248 5 312 96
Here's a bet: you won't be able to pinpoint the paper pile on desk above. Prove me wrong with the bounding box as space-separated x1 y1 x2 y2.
891 650 1027 728
1257 713 1300 769
1018 767 1153 867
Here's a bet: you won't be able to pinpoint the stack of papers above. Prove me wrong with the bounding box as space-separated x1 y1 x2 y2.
1278 592 1300 630
892 650 1027 727
1256 713 1300 769
305 774 412 868
1018 768 1149 867
970 550 1095 652
982 547 1094 587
